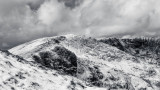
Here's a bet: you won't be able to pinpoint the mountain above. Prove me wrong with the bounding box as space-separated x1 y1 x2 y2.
99 38 160 65
0 34 158 90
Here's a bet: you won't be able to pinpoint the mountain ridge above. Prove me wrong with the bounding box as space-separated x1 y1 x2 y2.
0 35 159 90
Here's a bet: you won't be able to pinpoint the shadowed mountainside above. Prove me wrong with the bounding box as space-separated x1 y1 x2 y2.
99 38 160 66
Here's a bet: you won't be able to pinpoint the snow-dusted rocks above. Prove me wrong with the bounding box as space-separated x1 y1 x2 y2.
33 46 77 76
4 35 160 90
0 50 105 90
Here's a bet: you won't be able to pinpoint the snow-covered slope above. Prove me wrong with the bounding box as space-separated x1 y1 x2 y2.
0 50 107 90
7 35 160 90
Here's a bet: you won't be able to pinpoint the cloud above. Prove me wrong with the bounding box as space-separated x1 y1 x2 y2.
37 0 63 25
57 0 83 9
2 42 9 48
27 0 44 11
79 0 160 36
0 0 160 49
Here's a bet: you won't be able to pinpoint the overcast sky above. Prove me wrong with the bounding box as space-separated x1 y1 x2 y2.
0 0 160 49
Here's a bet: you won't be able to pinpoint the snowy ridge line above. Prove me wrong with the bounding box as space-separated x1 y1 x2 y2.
3 35 160 90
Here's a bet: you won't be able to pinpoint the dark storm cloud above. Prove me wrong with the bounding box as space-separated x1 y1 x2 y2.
27 0 45 11
58 0 83 9
0 0 160 49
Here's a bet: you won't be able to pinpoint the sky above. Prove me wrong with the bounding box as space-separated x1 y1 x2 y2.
0 0 160 49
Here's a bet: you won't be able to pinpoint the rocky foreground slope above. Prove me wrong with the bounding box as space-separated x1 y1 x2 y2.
0 35 159 90
0 49 105 90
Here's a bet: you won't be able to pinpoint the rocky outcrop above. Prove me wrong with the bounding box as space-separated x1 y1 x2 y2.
33 46 77 76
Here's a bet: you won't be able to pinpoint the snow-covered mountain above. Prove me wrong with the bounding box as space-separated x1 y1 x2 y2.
1 35 160 90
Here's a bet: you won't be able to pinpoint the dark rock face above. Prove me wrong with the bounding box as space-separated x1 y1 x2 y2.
53 46 77 67
33 46 77 76
99 38 125 51
87 66 104 87
100 38 160 55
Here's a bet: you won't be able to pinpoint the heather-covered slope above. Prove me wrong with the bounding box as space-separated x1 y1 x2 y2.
8 35 160 90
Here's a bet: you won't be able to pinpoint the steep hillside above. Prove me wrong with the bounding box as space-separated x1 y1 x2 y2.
0 50 106 90
8 35 160 90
